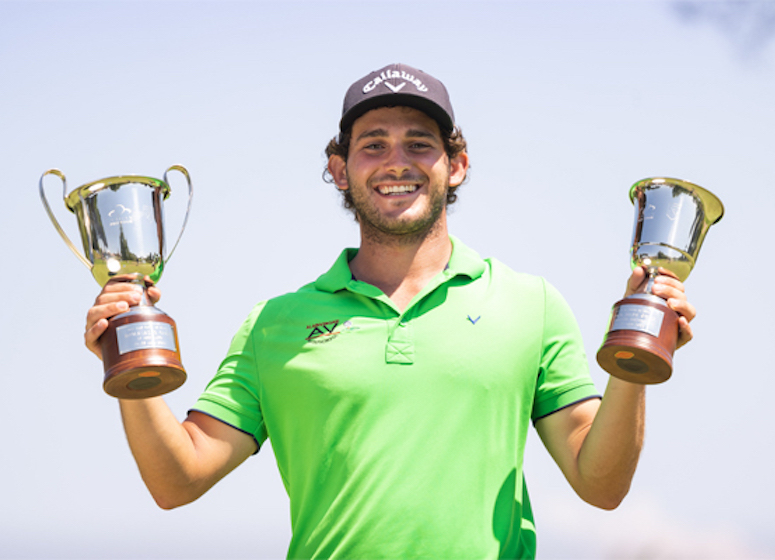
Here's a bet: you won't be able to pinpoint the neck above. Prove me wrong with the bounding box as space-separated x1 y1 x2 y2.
349 216 451 311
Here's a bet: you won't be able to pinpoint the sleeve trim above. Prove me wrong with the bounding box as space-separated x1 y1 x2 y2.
188 408 262 455
531 395 602 425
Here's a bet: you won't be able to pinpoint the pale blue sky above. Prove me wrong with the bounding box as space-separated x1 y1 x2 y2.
2 1 774 558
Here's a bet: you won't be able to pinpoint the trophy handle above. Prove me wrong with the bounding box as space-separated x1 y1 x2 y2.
39 169 92 270
162 164 193 263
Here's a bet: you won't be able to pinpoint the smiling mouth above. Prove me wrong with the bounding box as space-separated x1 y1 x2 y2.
377 184 419 195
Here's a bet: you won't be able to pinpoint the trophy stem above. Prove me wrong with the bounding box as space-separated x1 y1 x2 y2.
643 267 658 295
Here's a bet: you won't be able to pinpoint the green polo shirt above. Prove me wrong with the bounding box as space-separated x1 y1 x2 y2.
194 236 598 559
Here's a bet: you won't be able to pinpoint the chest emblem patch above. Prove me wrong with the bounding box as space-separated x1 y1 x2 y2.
306 320 358 344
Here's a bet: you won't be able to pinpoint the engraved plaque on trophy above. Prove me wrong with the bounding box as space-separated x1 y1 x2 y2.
40 166 193 398
596 178 723 384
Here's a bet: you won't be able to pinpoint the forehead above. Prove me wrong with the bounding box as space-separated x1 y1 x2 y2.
350 106 442 139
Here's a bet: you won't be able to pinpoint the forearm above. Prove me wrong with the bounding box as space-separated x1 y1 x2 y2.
576 377 645 509
118 398 210 509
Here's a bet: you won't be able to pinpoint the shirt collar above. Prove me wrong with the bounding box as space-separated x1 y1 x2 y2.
314 235 486 293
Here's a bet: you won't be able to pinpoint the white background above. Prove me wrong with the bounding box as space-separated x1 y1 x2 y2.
1 1 773 558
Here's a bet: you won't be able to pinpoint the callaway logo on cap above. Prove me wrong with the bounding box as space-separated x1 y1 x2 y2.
339 63 455 135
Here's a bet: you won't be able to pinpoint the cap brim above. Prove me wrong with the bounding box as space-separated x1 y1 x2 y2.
339 93 454 135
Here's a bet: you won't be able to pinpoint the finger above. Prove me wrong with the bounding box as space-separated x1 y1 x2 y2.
651 279 696 322
624 267 648 297
652 273 684 291
99 279 144 297
99 283 139 296
651 283 685 304
84 297 134 360
676 315 694 349
668 297 697 323
84 301 128 359
85 300 130 332
651 279 693 319
94 287 143 308
143 276 162 305
84 317 109 359
656 267 681 281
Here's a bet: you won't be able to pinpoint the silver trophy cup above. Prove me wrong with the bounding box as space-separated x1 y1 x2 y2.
40 166 193 398
597 177 724 384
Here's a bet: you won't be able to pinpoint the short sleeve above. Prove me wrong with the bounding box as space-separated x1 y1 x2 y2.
191 303 269 447
531 280 600 422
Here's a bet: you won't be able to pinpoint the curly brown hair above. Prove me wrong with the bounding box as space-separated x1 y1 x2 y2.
323 121 469 213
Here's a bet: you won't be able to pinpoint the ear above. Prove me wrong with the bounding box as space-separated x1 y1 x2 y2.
328 155 349 190
448 151 469 187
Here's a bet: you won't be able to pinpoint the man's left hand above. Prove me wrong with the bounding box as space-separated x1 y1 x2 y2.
624 267 696 349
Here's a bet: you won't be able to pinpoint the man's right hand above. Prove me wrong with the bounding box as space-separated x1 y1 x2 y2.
84 276 162 360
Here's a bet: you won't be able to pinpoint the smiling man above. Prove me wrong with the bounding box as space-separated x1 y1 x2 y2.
332 107 460 241
85 63 696 559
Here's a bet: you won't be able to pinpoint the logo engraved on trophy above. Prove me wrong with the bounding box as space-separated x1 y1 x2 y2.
596 177 723 384
39 166 193 399
108 204 135 226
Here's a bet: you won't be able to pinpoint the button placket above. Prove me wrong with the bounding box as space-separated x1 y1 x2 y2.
386 314 414 364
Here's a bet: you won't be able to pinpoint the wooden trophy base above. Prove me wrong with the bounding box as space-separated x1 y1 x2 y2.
596 294 679 384
100 305 186 399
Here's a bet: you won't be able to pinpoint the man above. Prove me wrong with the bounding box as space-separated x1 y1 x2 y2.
85 63 695 559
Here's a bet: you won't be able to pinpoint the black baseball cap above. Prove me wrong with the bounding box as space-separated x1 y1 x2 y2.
339 63 455 136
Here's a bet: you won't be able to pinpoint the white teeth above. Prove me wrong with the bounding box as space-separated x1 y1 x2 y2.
378 184 418 195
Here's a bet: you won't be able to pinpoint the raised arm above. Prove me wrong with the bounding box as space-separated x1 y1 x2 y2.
85 279 257 509
118 401 257 509
535 267 695 510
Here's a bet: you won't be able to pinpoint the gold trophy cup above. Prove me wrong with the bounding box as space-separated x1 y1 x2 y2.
40 166 193 398
597 177 723 384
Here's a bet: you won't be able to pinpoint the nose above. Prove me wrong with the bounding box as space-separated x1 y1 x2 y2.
384 145 411 176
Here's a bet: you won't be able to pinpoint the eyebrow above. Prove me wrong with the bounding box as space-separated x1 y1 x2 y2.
354 128 438 142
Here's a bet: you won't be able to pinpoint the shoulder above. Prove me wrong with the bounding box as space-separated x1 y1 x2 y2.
235 276 344 333
475 258 579 334
488 258 572 299
481 257 553 296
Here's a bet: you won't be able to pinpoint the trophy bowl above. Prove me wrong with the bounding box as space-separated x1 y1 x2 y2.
596 177 723 384
40 166 193 399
